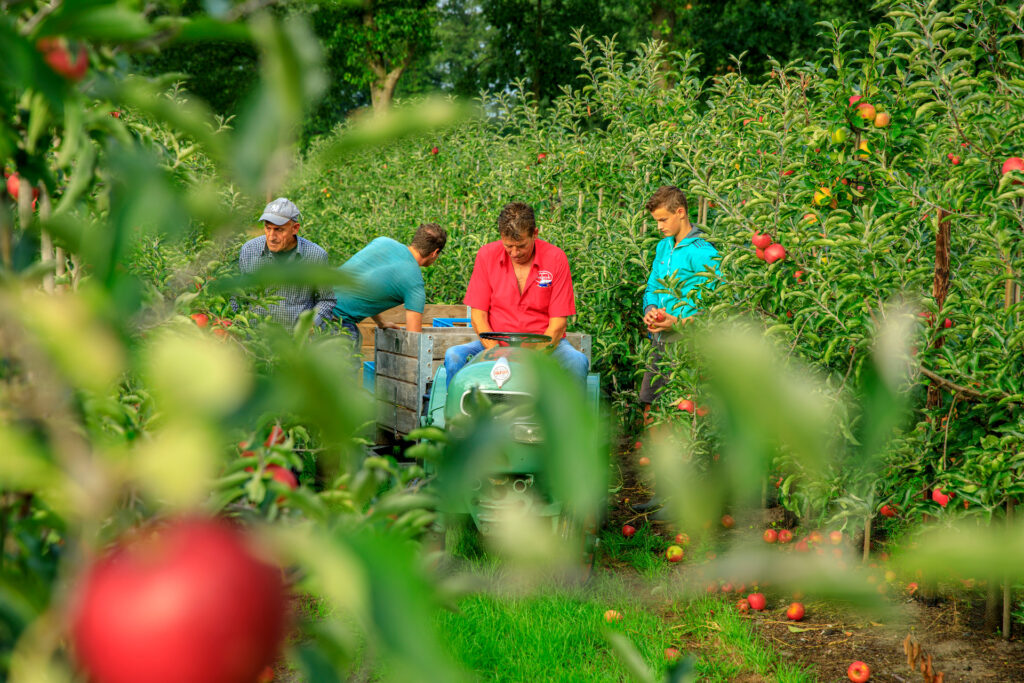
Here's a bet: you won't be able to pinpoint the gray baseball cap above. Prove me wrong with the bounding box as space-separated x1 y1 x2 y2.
259 197 301 225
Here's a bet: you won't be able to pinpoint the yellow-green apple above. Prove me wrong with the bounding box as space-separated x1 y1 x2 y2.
666 545 684 562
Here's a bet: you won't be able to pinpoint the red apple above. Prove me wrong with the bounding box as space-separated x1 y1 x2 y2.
110 111 121 118
781 169 794 176
736 598 750 613
666 545 684 562
603 609 622 623
764 243 786 264
430 146 439 155
752 232 772 250
873 111 890 128
763 529 778 544
808 530 824 545
537 152 546 161
720 582 734 593
847 660 870 682
68 518 287 683
721 514 735 529
855 102 876 123
677 399 695 413
943 318 953 328
794 539 810 552
794 270 804 282
674 533 690 546
664 647 680 662
949 155 961 165
848 95 862 107
622 525 636 538
6 174 40 202
879 504 897 518
931 488 951 507
829 530 843 545
637 456 651 467
786 602 805 621
655 310 666 322
190 313 209 328
1002 156 1024 184
777 529 793 544
746 592 766 611
264 425 286 447
36 37 89 81
696 406 709 417
755 248 766 260
266 465 297 491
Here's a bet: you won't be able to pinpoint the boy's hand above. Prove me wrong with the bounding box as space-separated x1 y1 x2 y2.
643 307 667 327
648 313 694 333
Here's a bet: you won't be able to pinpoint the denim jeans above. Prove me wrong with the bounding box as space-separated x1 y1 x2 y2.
444 338 590 387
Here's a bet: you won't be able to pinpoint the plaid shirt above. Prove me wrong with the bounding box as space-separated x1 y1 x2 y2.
238 235 336 328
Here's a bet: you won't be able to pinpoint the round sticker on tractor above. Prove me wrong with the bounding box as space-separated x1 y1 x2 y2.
490 357 511 388
537 270 553 288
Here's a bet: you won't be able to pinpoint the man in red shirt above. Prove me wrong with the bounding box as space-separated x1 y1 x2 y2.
444 202 589 386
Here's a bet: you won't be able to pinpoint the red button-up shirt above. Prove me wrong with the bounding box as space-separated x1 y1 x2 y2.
463 238 576 334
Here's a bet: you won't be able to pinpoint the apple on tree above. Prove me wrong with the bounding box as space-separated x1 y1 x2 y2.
764 243 786 264
677 399 695 413
855 102 876 123
1002 156 1024 184
68 518 287 683
873 111 891 128
751 232 772 250
36 37 89 81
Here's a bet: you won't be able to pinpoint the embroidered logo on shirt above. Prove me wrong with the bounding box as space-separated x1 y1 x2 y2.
537 270 553 288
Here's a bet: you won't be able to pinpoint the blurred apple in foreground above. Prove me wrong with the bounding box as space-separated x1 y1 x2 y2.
69 518 287 683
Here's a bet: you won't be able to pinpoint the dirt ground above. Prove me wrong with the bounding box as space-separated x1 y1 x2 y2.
608 449 1024 682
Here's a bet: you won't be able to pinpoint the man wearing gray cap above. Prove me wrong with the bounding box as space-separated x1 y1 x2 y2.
237 197 336 328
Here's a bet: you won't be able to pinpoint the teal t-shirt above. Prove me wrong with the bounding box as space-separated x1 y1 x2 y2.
333 237 425 321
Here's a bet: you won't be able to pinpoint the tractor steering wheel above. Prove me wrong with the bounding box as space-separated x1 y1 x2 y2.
479 332 552 348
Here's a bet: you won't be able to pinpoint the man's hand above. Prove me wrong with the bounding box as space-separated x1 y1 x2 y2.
378 321 401 330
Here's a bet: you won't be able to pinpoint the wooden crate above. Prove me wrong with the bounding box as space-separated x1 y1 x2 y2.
356 303 469 360
373 327 592 438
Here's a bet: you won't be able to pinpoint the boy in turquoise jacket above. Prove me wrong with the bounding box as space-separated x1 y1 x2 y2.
639 186 721 421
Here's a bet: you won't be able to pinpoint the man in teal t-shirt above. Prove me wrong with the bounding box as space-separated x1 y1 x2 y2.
333 223 447 344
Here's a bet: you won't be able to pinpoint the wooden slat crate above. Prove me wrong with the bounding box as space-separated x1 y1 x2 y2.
373 327 592 439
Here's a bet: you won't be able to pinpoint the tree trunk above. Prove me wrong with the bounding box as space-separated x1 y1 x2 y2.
651 3 675 89
369 64 405 113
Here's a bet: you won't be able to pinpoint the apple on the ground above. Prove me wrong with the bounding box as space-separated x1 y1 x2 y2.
847 660 870 682
665 545 684 562
786 602 805 621
621 525 636 538
603 609 622 623
746 593 766 611
763 529 778 543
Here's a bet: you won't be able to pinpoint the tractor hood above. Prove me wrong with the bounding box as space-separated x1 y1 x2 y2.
444 346 539 421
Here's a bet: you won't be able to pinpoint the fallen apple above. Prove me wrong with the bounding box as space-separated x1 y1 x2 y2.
430 146 439 155
777 529 793 544
674 533 690 546
829 530 843 545
622 525 636 538
664 647 680 662
794 539 810 552
637 456 651 467
746 593 766 611
786 602 805 621
736 598 750 613
666 545 684 562
720 514 735 529
847 660 870 682
763 529 778 544
603 609 623 623
808 530 824 545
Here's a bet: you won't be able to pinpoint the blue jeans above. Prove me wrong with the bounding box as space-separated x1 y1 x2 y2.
444 338 590 387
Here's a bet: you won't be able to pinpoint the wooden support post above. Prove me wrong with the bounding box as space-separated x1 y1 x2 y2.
39 186 54 294
1004 499 1014 640
862 516 871 564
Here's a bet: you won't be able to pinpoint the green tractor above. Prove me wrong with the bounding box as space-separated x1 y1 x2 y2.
424 332 604 570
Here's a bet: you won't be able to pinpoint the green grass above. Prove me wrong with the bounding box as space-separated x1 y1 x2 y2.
434 576 817 683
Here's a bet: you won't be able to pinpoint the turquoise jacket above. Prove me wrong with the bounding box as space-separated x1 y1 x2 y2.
643 228 721 319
